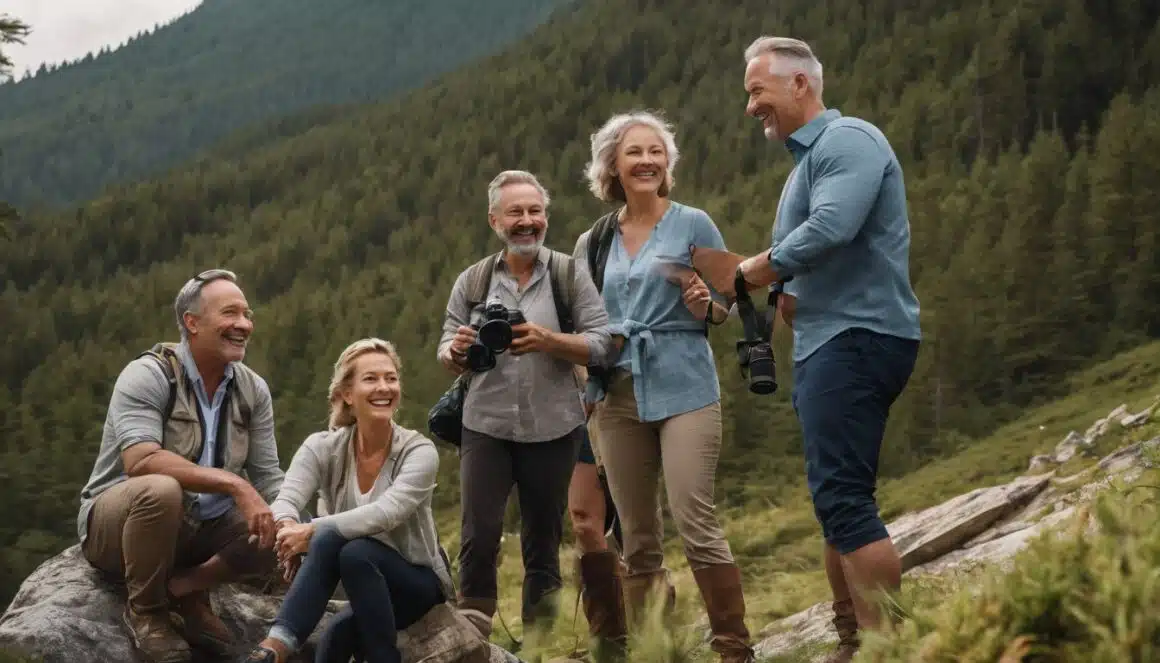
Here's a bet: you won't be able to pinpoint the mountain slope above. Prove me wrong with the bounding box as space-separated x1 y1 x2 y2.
0 0 575 207
1 0 1159 614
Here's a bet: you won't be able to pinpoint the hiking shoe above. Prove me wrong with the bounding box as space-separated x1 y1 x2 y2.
172 590 234 655
122 606 192 663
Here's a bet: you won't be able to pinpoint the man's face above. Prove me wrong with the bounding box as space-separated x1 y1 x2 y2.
184 279 254 365
489 182 547 257
744 54 802 141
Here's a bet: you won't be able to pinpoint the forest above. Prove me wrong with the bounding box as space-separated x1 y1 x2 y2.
0 0 573 208
1 0 1159 609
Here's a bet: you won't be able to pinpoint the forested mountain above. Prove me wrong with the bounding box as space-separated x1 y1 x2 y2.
0 0 575 208
2 0 1160 609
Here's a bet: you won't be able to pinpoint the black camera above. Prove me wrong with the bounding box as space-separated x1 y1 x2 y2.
465 298 527 372
733 269 788 395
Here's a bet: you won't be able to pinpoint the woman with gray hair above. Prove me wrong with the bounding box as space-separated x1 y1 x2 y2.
236 338 454 663
573 110 755 663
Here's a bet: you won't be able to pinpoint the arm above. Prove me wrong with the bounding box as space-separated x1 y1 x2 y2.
312 442 440 540
552 266 612 366
243 376 285 505
573 231 625 358
690 211 733 325
436 272 472 374
269 436 325 525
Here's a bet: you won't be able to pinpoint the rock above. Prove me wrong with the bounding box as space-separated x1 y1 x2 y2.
1084 404 1128 444
0 544 520 663
1120 397 1158 428
1028 454 1057 473
1053 430 1087 463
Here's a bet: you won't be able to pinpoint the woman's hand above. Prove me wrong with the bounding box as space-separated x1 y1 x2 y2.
275 522 315 564
681 272 712 320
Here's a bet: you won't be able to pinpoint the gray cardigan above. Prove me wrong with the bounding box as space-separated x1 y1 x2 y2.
270 421 453 598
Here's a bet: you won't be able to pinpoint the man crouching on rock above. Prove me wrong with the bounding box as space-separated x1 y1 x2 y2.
75 269 286 663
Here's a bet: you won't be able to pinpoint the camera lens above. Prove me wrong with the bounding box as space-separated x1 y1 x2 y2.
477 319 514 352
466 343 496 372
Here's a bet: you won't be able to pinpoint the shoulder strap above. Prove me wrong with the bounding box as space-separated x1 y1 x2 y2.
464 252 500 311
586 211 618 294
138 342 181 423
547 250 576 334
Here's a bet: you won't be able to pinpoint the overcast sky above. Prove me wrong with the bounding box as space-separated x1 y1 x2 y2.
4 0 202 77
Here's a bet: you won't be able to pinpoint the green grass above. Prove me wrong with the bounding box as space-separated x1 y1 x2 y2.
433 340 1160 662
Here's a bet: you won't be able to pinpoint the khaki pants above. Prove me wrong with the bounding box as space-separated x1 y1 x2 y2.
592 372 734 576
82 474 277 614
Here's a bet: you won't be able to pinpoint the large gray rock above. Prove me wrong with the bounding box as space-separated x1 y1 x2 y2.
0 544 522 663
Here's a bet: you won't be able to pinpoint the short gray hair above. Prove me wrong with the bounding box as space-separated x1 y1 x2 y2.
487 170 550 214
174 268 238 340
744 36 824 95
584 110 680 203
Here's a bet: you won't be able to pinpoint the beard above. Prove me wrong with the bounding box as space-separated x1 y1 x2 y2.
495 226 544 256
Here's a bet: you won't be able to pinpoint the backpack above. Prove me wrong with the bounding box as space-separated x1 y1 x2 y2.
138 342 253 433
427 250 578 447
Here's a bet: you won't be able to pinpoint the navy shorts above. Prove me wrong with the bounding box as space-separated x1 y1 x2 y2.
577 425 596 465
791 327 919 554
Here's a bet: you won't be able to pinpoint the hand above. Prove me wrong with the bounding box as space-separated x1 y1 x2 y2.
275 522 315 563
443 326 477 373
278 552 302 584
509 322 557 355
777 292 796 328
234 482 276 550
680 272 712 320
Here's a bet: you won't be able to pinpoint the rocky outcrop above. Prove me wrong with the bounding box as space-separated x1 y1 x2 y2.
0 543 521 663
753 403 1158 662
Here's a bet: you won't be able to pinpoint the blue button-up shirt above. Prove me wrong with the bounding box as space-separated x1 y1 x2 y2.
587 201 729 422
769 108 922 363
175 341 236 520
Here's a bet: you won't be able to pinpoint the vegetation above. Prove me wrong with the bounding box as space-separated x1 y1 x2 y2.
0 0 574 207
0 13 29 79
1 0 1160 659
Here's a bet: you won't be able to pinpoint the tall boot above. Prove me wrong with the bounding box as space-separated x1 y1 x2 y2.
577 551 627 660
692 564 755 663
819 598 860 663
456 596 497 640
622 568 676 628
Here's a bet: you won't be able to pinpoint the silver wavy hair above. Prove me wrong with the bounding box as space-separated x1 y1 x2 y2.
583 110 680 203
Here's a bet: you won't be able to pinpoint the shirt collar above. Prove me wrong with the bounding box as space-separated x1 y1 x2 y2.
495 245 549 274
786 108 842 152
176 339 235 388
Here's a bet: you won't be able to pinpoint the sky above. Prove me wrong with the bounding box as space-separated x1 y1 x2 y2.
3 0 202 77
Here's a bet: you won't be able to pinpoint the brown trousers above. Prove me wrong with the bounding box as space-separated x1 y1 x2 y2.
591 372 734 577
82 474 277 614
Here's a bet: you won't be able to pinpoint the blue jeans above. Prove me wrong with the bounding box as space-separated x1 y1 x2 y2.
791 327 919 555
270 526 445 663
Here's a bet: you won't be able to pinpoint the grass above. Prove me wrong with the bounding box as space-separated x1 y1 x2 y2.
432 340 1160 662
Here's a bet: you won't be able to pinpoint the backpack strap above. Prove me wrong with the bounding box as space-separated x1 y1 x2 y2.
138 342 182 423
547 250 577 334
463 252 501 312
586 210 619 294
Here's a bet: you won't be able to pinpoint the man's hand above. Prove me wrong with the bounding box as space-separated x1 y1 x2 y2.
233 482 276 549
275 522 315 562
777 292 796 328
510 322 557 355
442 326 477 373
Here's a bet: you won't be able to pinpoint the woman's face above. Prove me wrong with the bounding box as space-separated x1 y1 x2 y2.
613 124 669 198
342 352 400 425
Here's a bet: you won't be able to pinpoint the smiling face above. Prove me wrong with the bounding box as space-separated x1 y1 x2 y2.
183 279 253 365
489 182 547 257
613 124 670 198
342 351 401 426
744 53 812 141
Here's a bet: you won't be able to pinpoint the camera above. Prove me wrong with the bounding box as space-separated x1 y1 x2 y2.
465 298 527 372
733 269 788 395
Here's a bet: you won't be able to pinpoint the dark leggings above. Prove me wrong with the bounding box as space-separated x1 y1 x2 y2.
273 526 445 663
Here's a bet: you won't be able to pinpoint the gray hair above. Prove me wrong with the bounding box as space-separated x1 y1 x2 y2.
487 170 551 214
744 36 824 95
584 110 680 203
174 268 238 341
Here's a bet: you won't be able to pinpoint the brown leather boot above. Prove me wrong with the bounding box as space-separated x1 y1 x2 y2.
819 598 860 663
456 596 497 639
692 564 756 663
122 606 193 663
171 590 233 655
577 551 628 660
622 569 676 628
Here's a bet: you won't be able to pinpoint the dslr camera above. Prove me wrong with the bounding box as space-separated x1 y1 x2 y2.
733 269 788 395
465 297 527 373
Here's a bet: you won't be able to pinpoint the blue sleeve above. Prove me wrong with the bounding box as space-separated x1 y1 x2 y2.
769 127 887 276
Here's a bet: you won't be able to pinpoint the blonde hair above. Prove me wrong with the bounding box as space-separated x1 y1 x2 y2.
327 338 403 430
583 110 680 203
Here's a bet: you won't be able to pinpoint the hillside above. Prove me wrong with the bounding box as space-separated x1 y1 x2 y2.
0 0 575 208
1 0 1159 618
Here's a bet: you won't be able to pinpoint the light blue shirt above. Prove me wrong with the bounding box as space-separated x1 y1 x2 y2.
769 108 922 363
176 341 236 520
587 201 728 422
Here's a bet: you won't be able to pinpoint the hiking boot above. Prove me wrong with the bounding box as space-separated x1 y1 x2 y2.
691 564 756 663
622 568 676 628
456 596 497 639
172 590 233 655
819 598 860 663
122 605 193 663
577 551 627 660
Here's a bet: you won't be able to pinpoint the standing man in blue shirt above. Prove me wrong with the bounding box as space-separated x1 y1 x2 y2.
692 36 922 663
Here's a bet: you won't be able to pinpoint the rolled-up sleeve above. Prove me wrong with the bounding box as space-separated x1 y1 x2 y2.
243 376 285 504
437 271 470 361
109 360 169 451
571 231 615 367
770 127 888 276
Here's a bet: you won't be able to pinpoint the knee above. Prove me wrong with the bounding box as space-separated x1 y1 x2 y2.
133 475 184 515
337 539 379 578
812 489 886 555
308 524 348 556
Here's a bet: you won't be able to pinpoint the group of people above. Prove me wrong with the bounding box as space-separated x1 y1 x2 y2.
75 35 921 663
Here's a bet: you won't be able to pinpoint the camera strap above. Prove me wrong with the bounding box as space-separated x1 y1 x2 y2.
734 267 771 342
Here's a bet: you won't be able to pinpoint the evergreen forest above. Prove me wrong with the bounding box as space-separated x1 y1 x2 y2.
1 0 1160 620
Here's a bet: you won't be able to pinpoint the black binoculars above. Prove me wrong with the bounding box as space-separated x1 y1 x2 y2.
466 298 527 373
